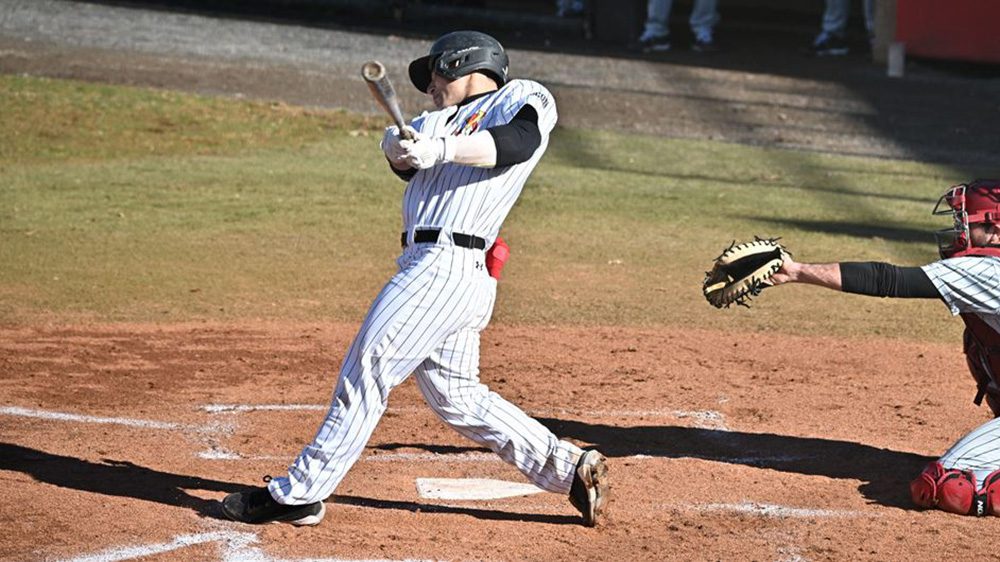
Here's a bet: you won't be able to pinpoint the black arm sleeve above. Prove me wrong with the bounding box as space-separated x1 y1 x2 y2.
488 105 541 167
839 262 941 299
389 161 417 181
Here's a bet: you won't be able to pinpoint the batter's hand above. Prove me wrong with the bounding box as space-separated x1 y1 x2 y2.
400 135 456 170
380 125 418 164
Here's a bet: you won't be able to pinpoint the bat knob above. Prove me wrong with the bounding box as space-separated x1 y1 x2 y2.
361 61 386 81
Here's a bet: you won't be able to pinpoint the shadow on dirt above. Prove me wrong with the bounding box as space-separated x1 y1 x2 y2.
542 418 935 510
333 494 580 525
376 420 936 510
0 442 241 519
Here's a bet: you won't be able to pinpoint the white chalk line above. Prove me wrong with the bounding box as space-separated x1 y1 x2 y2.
0 406 194 431
2 404 744 462
59 531 252 562
57 529 433 562
694 501 867 519
202 403 730 429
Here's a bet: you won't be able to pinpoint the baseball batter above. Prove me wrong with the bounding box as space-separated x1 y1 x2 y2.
767 178 1000 516
222 30 609 527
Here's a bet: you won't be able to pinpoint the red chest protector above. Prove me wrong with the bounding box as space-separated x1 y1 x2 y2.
960 312 1000 417
953 248 1000 417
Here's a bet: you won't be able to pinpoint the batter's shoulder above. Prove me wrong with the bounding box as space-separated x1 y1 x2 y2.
500 79 556 111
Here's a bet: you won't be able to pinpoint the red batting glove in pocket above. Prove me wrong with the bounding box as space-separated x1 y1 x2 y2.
486 236 510 280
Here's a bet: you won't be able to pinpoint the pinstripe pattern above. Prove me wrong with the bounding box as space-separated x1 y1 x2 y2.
923 257 1000 331
268 79 583 505
403 79 557 246
939 416 1000 485
923 256 1000 486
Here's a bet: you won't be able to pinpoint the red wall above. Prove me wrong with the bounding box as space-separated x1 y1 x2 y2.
896 0 1000 63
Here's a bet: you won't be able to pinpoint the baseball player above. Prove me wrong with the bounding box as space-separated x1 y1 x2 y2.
221 30 609 527
767 178 1000 517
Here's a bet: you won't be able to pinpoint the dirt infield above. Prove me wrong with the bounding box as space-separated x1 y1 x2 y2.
1 321 995 561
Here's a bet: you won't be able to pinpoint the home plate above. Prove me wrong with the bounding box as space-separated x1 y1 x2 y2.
416 478 545 500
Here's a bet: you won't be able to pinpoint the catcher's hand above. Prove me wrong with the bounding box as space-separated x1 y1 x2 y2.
703 237 788 308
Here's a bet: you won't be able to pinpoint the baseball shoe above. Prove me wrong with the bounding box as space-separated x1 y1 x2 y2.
631 34 671 53
569 449 609 527
221 486 326 526
691 36 720 53
808 33 849 56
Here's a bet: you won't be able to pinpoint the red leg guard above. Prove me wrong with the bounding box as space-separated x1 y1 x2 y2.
910 461 945 508
910 461 978 515
937 469 977 515
979 469 1000 516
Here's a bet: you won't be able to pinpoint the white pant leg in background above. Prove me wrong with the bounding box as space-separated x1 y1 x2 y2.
268 245 492 504
938 416 1000 485
414 326 583 494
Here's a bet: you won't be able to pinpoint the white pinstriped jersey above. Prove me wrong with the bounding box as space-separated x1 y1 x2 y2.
404 79 557 244
922 256 1000 332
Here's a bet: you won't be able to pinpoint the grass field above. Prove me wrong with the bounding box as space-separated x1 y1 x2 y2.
0 74 984 340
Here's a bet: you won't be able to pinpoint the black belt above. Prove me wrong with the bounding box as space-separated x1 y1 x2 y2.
401 229 487 250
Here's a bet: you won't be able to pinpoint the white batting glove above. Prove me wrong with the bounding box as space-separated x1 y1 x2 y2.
380 125 419 164
400 135 457 170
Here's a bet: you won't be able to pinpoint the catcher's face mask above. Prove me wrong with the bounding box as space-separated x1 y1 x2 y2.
933 184 971 259
933 180 1000 258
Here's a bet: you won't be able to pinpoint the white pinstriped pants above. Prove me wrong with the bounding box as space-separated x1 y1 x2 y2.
939 415 1000 485
268 243 583 504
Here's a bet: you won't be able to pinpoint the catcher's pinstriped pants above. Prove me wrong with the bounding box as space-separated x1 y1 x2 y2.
938 415 1000 485
268 243 583 504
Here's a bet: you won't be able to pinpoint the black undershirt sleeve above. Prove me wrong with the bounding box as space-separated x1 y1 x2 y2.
390 164 417 181
839 262 941 299
488 105 541 167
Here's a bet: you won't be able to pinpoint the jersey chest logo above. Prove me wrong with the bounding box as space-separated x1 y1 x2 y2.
454 109 486 136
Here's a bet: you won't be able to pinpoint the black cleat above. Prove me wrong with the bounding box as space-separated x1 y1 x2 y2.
809 34 849 56
568 449 609 527
221 486 325 526
631 34 671 53
691 37 721 53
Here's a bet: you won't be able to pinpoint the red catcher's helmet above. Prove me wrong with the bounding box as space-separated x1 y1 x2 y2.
933 179 1000 259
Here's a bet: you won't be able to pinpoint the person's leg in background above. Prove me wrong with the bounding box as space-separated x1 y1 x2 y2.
689 0 720 52
635 0 674 52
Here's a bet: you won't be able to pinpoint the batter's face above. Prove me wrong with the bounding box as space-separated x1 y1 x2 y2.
427 72 472 109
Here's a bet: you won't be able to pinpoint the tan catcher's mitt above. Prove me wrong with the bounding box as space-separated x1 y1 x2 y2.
703 237 787 308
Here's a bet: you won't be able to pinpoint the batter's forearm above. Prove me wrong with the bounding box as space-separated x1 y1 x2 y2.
446 131 498 167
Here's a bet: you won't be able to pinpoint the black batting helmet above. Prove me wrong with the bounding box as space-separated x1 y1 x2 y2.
408 31 509 93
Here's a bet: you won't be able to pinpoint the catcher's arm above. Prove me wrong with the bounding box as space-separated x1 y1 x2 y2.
771 258 940 299
768 257 842 289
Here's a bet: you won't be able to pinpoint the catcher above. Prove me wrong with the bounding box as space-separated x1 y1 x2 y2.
762 178 1000 517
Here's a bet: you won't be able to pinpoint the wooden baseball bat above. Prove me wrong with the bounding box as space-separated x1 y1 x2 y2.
361 60 413 140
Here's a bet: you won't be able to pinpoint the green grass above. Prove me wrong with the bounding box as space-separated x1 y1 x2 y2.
0 75 986 341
